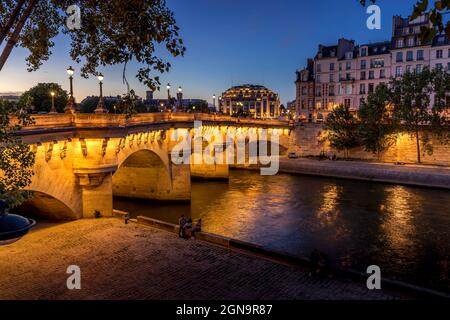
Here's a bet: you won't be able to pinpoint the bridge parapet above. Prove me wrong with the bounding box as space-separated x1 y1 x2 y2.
18 113 292 132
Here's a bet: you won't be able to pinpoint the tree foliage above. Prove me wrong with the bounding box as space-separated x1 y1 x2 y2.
18 82 68 113
0 99 35 208
390 68 436 163
324 105 360 158
358 84 396 159
0 0 186 91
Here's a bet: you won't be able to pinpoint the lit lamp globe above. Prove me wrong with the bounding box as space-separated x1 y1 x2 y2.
66 66 74 77
0 200 36 246
98 74 104 82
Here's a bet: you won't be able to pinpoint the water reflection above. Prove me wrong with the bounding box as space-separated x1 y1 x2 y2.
114 170 450 292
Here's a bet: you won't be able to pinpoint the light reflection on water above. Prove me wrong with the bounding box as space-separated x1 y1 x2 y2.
114 170 450 292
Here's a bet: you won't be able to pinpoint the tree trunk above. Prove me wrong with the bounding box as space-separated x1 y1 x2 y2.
0 0 38 72
415 128 421 164
0 0 26 46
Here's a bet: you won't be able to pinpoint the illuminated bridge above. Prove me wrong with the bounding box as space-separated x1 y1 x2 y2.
15 113 293 220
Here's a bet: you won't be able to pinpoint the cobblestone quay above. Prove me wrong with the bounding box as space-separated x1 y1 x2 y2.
0 219 413 300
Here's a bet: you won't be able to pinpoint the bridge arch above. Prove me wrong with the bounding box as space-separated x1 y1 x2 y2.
113 149 174 201
15 191 78 220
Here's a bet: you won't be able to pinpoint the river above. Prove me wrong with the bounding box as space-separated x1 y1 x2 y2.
114 169 450 292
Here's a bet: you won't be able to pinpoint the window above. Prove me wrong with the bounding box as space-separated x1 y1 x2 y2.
339 63 342 71
329 74 334 82
301 100 307 110
396 39 404 48
360 71 366 80
380 69 385 78
316 87 321 97
436 50 443 59
361 60 366 69
436 63 443 70
448 62 450 71
407 37 414 47
346 52 353 60
395 66 403 77
361 48 367 57
406 65 412 73
316 75 321 83
345 85 352 95
406 51 413 61
371 58 384 68
417 50 424 61
416 64 423 73
360 98 365 107
330 63 335 71
301 86 307 95
317 64 322 72
346 61 351 70
448 49 450 58
344 99 351 108
346 73 351 80
368 83 374 94
369 70 375 79
329 85 335 96
396 52 403 62
360 83 366 94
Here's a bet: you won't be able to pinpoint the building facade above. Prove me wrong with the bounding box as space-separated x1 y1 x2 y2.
296 14 450 122
219 84 281 118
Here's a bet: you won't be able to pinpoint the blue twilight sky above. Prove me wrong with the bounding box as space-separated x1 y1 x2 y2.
0 0 416 105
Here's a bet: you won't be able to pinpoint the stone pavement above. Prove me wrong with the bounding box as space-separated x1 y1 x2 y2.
0 219 414 300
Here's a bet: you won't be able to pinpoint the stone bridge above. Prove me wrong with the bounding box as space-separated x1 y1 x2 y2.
15 113 293 220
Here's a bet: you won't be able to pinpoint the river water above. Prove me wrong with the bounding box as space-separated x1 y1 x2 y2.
114 170 450 292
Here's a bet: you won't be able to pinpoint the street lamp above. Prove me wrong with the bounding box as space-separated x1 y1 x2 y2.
213 94 216 111
94 73 108 114
65 66 76 114
166 83 171 111
49 91 57 114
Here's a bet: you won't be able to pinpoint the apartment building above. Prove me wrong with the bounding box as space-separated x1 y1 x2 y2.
296 14 449 122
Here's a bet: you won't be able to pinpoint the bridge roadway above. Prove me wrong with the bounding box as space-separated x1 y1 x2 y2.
12 113 292 220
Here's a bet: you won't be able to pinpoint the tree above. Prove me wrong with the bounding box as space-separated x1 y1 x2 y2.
18 83 68 113
358 84 396 160
390 68 435 163
360 0 450 41
0 99 35 208
429 68 450 144
324 105 360 158
0 0 185 91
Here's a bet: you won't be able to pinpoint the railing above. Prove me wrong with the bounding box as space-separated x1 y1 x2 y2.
18 112 292 132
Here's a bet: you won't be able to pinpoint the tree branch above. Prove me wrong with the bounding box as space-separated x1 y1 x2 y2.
0 0 38 72
0 0 27 47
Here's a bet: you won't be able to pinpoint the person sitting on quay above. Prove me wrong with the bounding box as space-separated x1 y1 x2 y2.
190 219 202 239
184 218 193 239
178 215 187 238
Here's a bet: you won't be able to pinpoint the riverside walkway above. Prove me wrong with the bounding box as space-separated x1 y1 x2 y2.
0 219 413 300
279 158 450 189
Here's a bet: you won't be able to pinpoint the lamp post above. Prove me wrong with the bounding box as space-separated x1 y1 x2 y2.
94 73 108 114
213 94 216 111
218 96 222 113
166 83 171 111
49 91 57 114
65 66 76 114
177 86 183 111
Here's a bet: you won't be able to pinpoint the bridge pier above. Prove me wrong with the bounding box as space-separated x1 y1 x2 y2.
74 165 117 218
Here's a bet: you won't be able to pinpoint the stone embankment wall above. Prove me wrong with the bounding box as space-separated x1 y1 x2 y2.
290 123 450 166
